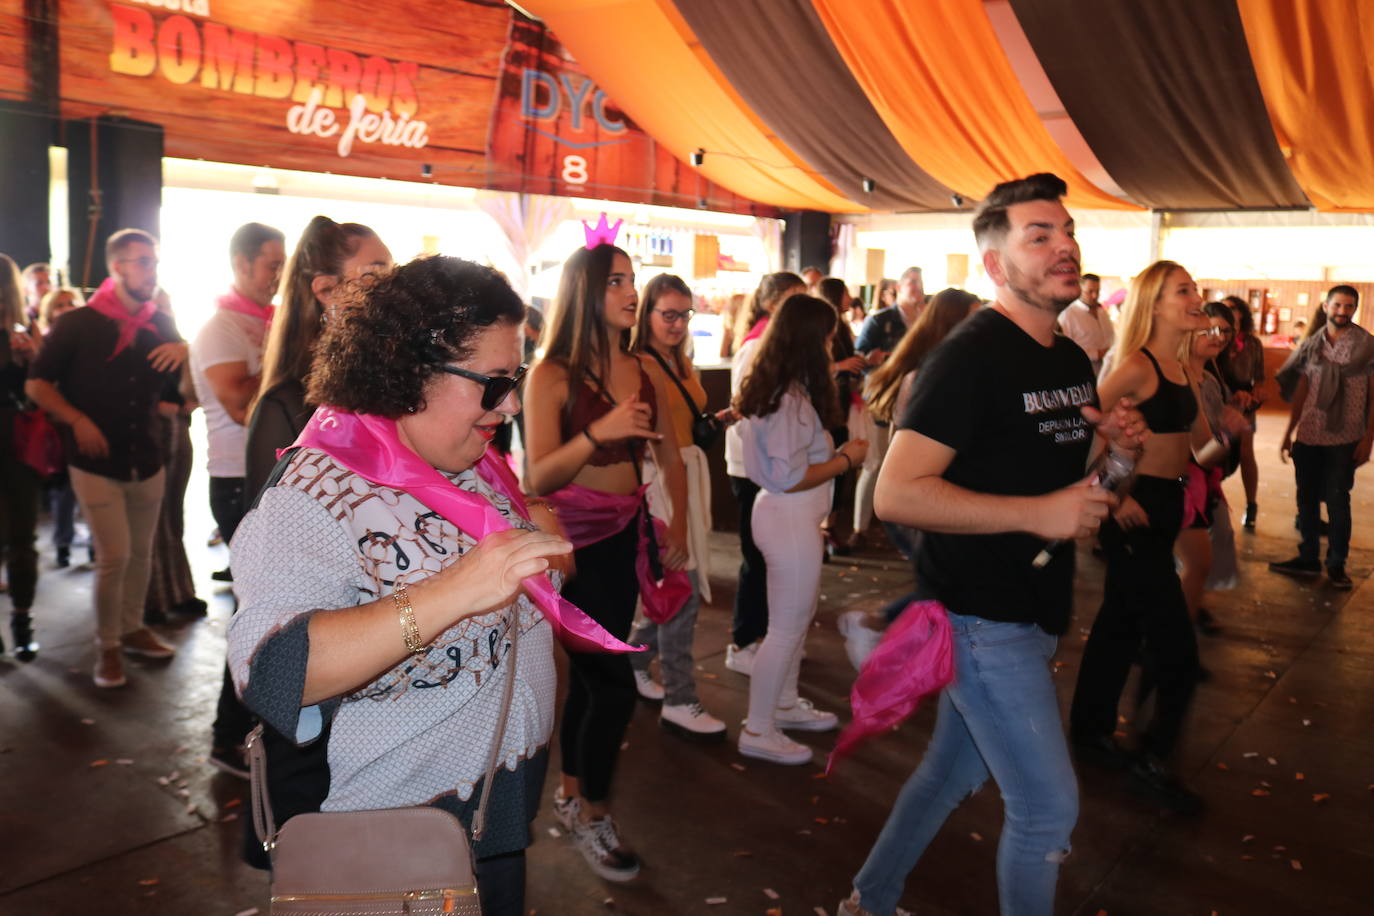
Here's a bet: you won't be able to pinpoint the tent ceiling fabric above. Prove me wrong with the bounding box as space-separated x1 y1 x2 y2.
1008 0 1309 211
517 0 861 212
1237 0 1374 212
809 0 1140 211
671 0 960 211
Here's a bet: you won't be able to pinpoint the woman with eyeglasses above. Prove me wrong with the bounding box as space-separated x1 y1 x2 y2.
625 274 731 739
227 256 576 915
524 243 691 883
1069 261 1247 814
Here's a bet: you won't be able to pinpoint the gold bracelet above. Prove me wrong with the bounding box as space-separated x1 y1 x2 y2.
393 584 424 655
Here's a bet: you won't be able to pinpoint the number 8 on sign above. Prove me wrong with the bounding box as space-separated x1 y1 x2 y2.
562 155 588 185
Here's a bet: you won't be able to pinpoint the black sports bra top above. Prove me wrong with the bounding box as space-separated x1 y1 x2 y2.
1137 348 1197 435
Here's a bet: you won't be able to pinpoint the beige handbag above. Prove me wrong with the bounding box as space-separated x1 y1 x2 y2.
248 614 521 915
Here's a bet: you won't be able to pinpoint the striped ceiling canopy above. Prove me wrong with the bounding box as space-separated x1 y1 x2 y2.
518 0 1372 213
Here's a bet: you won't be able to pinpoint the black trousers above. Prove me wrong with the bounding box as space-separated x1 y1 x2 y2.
210 475 253 748
0 451 41 611
728 475 769 647
558 515 640 803
1071 475 1199 759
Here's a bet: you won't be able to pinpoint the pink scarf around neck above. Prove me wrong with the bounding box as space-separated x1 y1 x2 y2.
87 278 160 359
291 407 638 654
217 288 274 325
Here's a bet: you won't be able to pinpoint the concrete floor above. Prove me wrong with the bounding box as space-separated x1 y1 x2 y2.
2 408 1372 916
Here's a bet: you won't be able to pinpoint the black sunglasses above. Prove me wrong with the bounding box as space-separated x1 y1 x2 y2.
438 363 528 410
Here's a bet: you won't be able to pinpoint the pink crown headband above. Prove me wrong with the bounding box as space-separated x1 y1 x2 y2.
582 213 624 249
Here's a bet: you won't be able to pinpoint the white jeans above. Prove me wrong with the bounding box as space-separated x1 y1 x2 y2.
746 482 830 733
853 422 891 534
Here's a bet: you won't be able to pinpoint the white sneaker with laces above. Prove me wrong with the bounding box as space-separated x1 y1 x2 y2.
660 702 727 739
724 642 758 676
738 727 813 765
570 814 641 882
838 610 884 671
552 788 580 832
632 668 664 701
775 697 839 732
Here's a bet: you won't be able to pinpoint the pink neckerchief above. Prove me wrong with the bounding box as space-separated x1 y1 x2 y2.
216 287 274 325
543 483 693 625
741 315 770 345
291 407 638 654
827 600 953 774
86 278 160 359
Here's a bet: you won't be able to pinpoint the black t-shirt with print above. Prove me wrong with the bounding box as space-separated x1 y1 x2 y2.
898 307 1097 634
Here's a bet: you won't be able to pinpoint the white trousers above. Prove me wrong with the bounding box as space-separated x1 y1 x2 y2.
746 482 831 733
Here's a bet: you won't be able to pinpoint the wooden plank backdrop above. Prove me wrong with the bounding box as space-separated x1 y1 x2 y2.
1 0 29 100
43 1 778 214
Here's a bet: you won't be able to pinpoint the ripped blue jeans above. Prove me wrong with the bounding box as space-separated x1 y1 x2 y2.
852 612 1077 916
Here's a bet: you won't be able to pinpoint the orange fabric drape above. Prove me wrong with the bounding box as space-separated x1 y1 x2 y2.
1237 0 1374 212
519 0 861 212
810 0 1139 211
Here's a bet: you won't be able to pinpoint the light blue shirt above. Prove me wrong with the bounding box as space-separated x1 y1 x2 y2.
738 387 834 493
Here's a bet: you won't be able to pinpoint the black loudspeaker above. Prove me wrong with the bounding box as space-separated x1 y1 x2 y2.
781 210 831 276
0 102 53 270
65 115 163 291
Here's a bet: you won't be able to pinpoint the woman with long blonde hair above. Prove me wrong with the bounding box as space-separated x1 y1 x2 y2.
1069 260 1245 814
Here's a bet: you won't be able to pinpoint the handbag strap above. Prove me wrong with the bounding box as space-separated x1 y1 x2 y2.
247 607 524 853
645 347 706 418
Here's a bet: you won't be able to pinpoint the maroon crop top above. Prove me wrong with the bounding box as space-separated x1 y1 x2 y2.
562 367 659 466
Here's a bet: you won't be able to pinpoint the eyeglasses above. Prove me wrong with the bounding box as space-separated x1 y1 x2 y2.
653 308 695 324
1203 326 1234 338
438 363 528 410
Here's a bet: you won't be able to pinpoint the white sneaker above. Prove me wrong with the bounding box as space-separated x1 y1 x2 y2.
838 610 884 671
724 642 758 676
570 814 641 883
837 889 913 916
738 727 813 765
660 702 727 739
775 698 839 732
632 668 664 701
552 787 580 831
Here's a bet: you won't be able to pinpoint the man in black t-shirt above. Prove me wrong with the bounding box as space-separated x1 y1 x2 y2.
838 174 1143 916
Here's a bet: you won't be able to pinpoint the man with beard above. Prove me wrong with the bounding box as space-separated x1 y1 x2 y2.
1056 271 1114 373
837 174 1143 916
27 229 188 689
1271 285 1374 589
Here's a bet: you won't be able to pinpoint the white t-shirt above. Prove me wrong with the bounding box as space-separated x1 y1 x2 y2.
190 308 268 478
1057 301 1115 370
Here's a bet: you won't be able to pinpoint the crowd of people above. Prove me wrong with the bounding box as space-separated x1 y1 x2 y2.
1 169 1371 915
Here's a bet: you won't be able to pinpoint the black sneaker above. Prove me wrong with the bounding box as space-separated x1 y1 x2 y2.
1070 732 1135 771
211 567 234 582
1196 608 1221 636
1269 556 1321 578
1242 503 1258 530
1129 754 1203 815
172 597 209 617
207 745 250 780
55 546 70 568
1327 567 1353 590
10 612 37 662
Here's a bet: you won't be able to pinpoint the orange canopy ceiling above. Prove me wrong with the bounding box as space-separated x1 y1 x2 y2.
1237 0 1374 212
518 0 862 212
809 0 1139 211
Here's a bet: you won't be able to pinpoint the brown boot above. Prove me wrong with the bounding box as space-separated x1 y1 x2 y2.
93 648 127 688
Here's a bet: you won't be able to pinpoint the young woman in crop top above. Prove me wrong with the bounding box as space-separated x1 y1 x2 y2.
524 243 689 882
1069 260 1247 814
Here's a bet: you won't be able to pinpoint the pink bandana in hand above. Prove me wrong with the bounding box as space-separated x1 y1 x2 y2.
291 407 640 654
216 288 274 325
542 483 693 625
86 278 160 359
827 600 954 774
